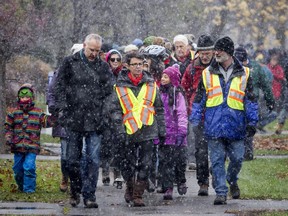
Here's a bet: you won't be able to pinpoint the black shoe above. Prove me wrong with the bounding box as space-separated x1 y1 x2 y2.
230 183 240 199
214 195 227 205
198 184 208 196
102 177 110 186
70 194 80 207
84 200 98 208
244 152 254 161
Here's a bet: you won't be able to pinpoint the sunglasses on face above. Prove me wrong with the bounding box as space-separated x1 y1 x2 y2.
110 58 121 62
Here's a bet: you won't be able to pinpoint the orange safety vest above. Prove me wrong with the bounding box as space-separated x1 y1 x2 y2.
202 67 250 110
115 82 157 134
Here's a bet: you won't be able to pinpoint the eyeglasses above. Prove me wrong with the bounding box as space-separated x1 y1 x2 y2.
110 57 121 62
129 63 143 67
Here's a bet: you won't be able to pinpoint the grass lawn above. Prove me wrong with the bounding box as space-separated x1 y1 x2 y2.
239 158 288 200
41 133 60 144
0 159 68 203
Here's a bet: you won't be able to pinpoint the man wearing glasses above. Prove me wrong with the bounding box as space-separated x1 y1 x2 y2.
53 34 113 208
107 52 166 207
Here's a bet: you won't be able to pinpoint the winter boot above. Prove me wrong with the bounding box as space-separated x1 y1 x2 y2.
177 182 187 195
214 195 227 205
198 184 208 196
132 181 146 207
59 175 69 192
163 188 173 200
70 193 80 207
113 168 124 189
124 180 133 203
275 123 284 135
230 183 240 199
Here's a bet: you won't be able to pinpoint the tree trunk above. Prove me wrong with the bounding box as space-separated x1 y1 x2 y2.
0 56 7 153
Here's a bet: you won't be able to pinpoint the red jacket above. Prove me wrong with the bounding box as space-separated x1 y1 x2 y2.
181 57 208 115
267 63 285 100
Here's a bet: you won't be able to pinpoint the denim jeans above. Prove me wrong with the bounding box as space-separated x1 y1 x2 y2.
13 152 37 193
66 129 101 201
60 138 69 178
208 138 245 196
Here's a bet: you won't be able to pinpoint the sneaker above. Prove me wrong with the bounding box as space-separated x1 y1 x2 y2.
177 183 187 195
214 195 227 205
230 183 240 199
70 194 80 207
198 184 208 196
163 188 173 200
84 199 98 208
187 163 196 171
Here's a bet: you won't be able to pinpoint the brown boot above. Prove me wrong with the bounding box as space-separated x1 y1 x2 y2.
59 175 69 192
275 123 284 135
124 180 133 203
133 181 146 207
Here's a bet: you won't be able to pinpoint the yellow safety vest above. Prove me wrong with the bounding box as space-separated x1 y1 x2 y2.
115 82 157 134
202 67 250 110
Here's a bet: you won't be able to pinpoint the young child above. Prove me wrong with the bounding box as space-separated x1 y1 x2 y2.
158 64 188 200
4 83 55 193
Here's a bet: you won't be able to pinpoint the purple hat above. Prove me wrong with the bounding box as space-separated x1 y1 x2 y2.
163 64 181 87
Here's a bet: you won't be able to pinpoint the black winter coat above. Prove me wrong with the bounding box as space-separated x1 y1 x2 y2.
54 51 113 132
106 69 166 143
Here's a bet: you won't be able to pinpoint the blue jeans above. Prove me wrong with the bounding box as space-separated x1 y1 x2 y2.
13 152 37 193
66 129 101 201
60 138 69 178
208 138 245 196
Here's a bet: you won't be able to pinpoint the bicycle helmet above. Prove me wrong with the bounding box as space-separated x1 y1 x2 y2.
141 45 169 61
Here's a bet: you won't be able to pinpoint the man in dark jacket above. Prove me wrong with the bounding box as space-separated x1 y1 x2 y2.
181 34 215 196
108 52 166 207
190 36 258 205
53 34 113 208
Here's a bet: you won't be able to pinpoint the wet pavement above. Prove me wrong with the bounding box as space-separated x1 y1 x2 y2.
1 153 288 215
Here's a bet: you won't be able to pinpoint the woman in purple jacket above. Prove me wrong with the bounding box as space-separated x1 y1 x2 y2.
158 64 188 200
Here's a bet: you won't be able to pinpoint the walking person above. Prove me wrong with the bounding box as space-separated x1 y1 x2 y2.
53 33 113 208
181 34 215 196
108 52 166 207
190 36 258 205
159 64 188 200
5 84 55 193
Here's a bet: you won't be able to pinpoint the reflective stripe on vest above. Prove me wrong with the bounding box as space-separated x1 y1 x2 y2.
202 67 250 110
115 82 157 134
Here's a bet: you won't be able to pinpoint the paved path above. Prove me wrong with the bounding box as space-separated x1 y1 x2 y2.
1 154 288 215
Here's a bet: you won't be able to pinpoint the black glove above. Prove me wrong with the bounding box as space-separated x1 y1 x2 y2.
48 105 56 115
159 136 166 145
267 103 274 112
176 135 185 146
246 125 256 137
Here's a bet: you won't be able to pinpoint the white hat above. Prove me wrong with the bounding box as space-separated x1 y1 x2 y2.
173 34 188 46
71 44 83 54
124 44 139 54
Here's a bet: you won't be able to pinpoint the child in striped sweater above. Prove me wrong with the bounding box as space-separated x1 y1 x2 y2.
4 83 55 193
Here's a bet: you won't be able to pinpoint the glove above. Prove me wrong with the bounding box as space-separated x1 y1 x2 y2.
176 135 185 146
246 125 256 137
48 105 56 115
159 136 166 145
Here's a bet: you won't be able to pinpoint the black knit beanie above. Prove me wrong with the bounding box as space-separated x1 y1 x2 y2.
214 36 234 56
197 34 214 51
234 47 248 62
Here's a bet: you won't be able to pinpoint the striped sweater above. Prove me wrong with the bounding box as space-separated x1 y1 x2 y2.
4 106 54 154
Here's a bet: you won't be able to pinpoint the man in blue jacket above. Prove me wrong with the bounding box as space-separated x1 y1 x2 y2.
190 36 258 205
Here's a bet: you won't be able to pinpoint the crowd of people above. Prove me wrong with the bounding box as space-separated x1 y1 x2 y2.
4 32 287 208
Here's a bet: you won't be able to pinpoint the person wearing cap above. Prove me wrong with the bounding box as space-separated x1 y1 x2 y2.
234 46 276 160
166 34 195 78
182 34 215 196
124 44 139 55
53 33 113 208
5 84 55 193
158 64 188 200
107 52 165 207
190 36 258 205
